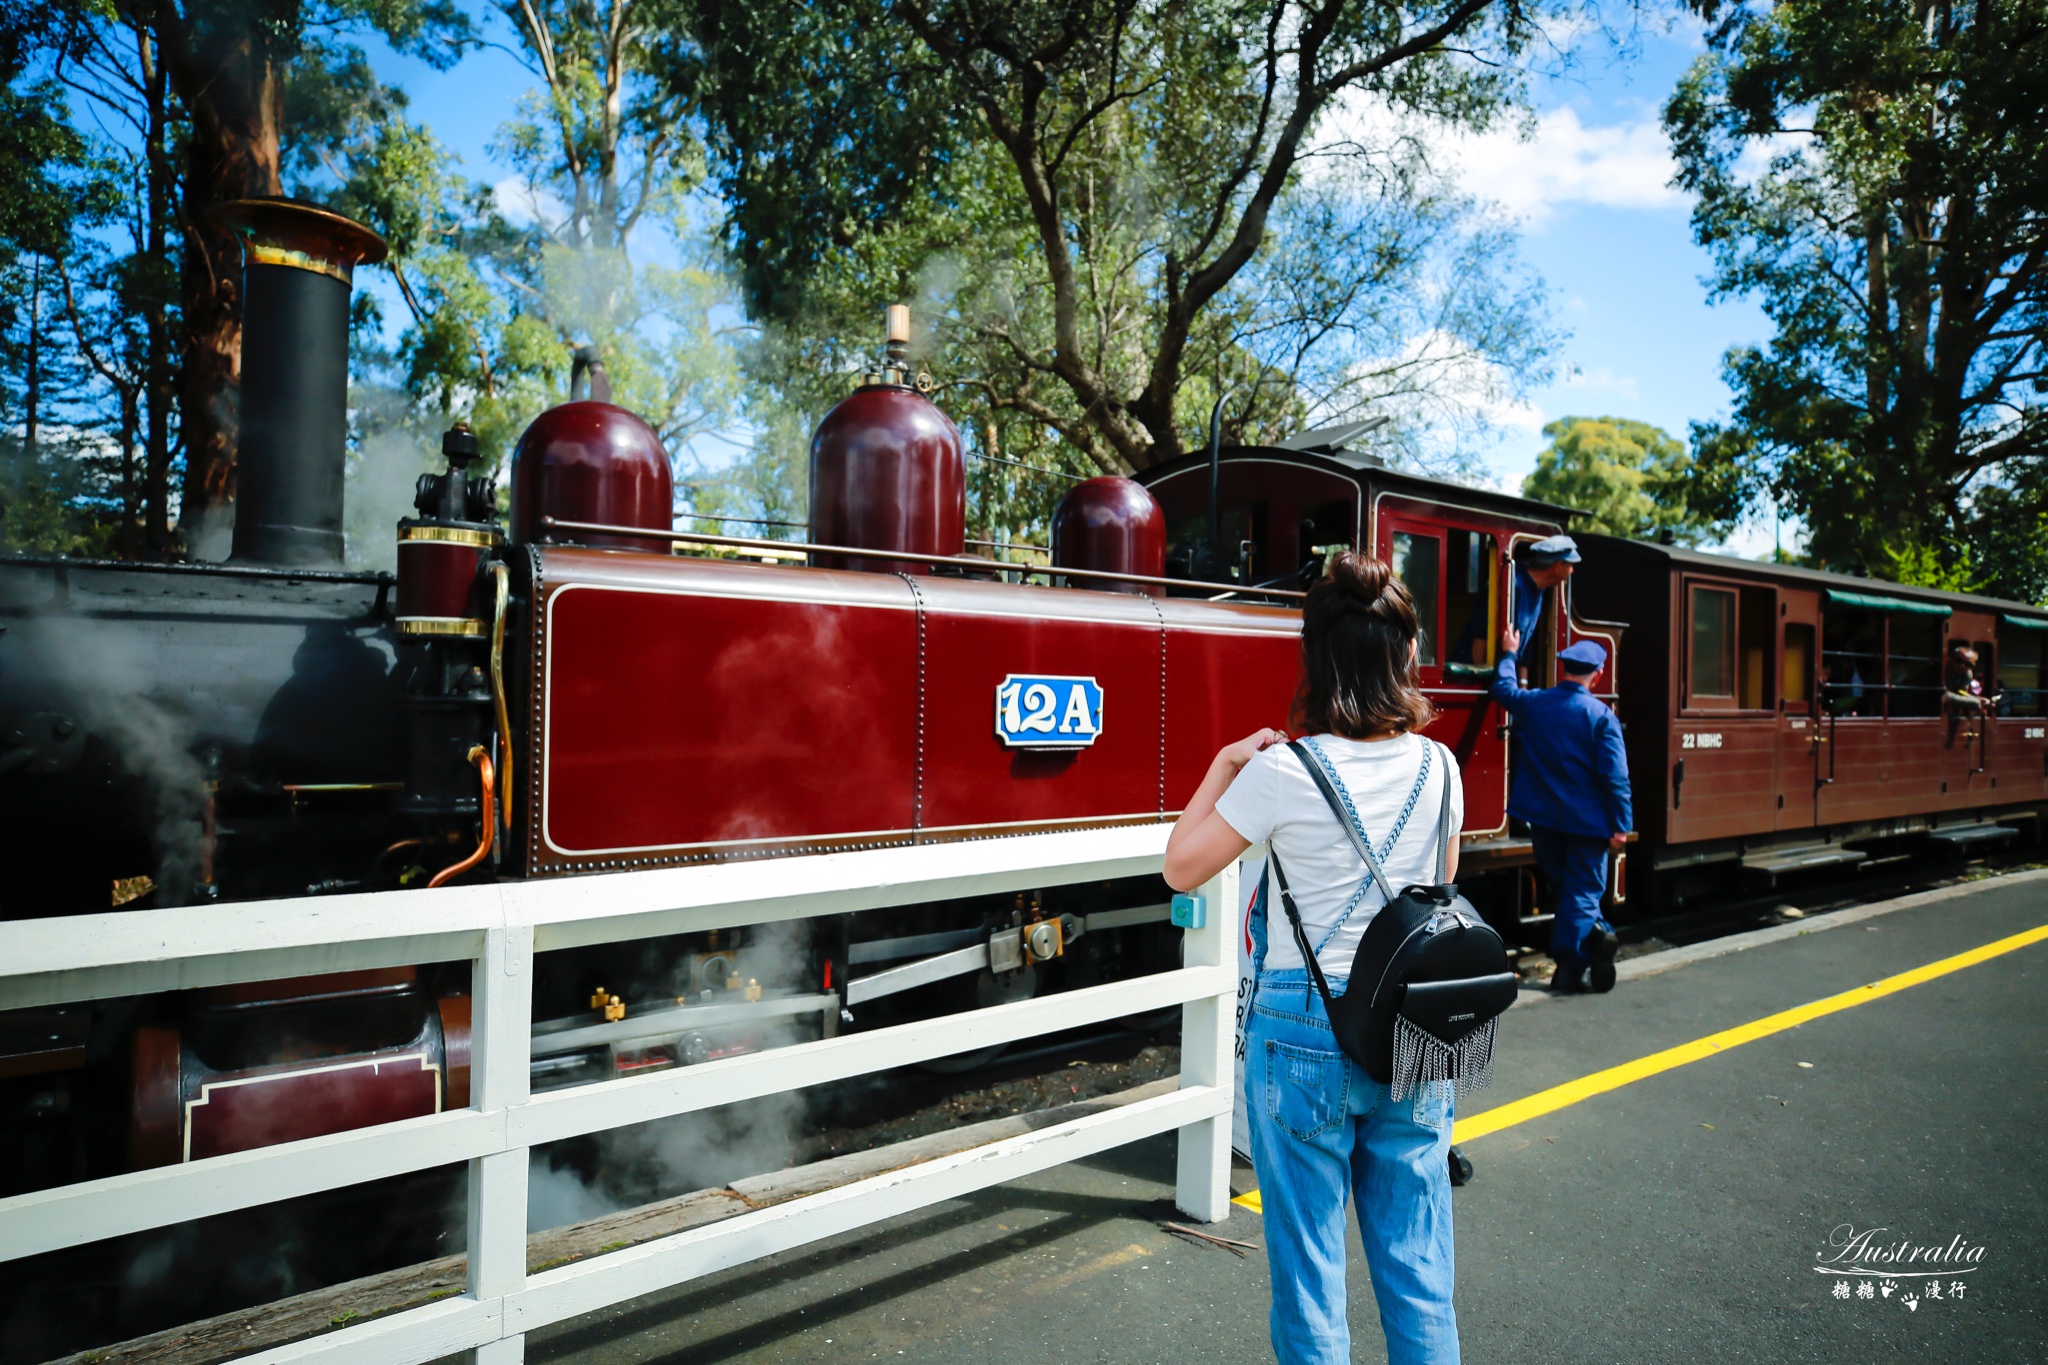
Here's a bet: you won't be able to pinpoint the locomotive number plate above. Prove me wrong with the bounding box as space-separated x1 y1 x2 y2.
996 675 1104 749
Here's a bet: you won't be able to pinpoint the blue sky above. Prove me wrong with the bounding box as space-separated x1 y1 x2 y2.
369 10 1783 552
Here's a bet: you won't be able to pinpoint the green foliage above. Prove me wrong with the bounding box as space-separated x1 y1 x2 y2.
1522 416 1729 545
1882 540 1981 595
1967 485 2048 606
0 431 121 555
287 8 743 565
1666 0 2048 600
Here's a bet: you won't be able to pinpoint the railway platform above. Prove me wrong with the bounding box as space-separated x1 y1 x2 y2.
508 868 2048 1365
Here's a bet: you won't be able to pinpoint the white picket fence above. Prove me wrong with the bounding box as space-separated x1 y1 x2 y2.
0 825 1241 1364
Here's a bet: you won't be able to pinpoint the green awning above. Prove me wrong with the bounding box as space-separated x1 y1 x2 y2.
1824 588 1952 618
2003 613 2048 632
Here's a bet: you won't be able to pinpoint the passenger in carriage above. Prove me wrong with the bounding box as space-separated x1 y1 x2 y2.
1510 536 1579 683
1491 632 1632 994
1945 644 1994 718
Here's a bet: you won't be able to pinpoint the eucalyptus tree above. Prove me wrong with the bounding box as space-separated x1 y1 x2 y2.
1668 0 2048 596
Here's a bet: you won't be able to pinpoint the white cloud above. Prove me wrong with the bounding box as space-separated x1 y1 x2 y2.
1561 364 1642 401
490 175 568 230
1317 97 1683 226
1438 106 1683 224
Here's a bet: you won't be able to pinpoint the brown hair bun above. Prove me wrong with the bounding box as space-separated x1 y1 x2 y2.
1291 551 1436 739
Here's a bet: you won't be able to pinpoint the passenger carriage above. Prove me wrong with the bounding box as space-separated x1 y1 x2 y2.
1572 539 2048 907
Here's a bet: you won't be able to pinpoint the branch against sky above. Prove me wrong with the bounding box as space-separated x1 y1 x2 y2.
673 0 1573 472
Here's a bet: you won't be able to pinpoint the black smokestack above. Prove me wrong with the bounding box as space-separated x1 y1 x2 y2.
210 199 388 567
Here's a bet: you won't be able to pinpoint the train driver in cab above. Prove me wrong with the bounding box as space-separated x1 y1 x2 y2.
1491 633 1632 994
1511 535 1580 683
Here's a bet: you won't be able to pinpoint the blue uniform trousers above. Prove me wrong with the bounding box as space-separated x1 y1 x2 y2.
1530 826 1610 972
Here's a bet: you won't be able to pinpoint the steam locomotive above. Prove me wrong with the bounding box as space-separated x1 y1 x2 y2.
2 199 2044 1201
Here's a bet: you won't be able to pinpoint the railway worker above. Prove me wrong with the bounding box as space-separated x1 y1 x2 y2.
1166 551 1463 1365
1510 535 1580 682
1491 629 1631 994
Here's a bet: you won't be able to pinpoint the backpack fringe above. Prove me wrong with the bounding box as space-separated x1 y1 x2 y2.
1389 1013 1498 1104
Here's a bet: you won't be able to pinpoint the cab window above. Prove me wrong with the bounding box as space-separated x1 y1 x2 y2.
1391 531 1440 666
1443 529 1499 669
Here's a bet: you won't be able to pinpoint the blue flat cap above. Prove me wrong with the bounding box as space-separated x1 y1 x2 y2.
1525 534 1580 565
1558 639 1607 671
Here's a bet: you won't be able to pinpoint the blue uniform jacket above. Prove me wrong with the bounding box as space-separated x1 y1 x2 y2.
1489 656 1633 839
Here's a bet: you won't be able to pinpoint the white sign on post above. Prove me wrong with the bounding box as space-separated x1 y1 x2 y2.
1231 852 1266 1161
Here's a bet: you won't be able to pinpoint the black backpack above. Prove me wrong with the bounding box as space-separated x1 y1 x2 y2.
1268 738 1518 1101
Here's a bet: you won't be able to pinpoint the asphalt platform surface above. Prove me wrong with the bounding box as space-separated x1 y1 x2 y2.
519 872 2048 1365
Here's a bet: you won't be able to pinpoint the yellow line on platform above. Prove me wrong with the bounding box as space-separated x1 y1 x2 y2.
1451 920 2048 1144
1233 921 2048 1214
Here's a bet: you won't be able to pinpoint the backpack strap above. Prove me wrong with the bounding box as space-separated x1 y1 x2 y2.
1433 739 1455 884
1286 739 1426 907
1265 852 1344 1021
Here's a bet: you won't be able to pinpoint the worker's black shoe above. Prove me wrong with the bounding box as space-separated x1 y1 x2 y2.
1588 928 1620 993
1550 965 1588 994
1448 1146 1474 1186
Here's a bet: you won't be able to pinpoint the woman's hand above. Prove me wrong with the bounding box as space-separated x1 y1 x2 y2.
1217 727 1288 773
1164 729 1283 891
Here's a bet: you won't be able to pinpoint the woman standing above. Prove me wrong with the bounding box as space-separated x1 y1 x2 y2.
1165 552 1463 1365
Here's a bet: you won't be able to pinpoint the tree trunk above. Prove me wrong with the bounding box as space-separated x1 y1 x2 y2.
119 388 141 558
163 6 289 559
141 18 176 557
24 256 41 460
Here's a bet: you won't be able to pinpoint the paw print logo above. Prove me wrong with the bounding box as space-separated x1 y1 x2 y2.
1879 1278 1897 1298
1902 1291 1919 1312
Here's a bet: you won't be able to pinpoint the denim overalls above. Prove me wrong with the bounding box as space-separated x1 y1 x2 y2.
1242 788 1461 1364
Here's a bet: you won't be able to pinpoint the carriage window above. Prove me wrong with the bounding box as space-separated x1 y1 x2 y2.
1391 531 1440 666
1689 587 1736 704
1783 623 1815 713
2003 630 2043 717
1444 528 1498 667
1888 615 1944 717
1822 607 1884 717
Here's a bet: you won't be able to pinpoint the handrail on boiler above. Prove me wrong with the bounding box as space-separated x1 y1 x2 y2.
538 516 1307 602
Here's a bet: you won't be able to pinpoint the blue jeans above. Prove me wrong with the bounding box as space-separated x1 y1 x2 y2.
1245 969 1460 1365
1530 825 1611 971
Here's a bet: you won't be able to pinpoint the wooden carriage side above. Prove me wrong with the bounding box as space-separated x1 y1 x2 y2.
1575 537 2048 896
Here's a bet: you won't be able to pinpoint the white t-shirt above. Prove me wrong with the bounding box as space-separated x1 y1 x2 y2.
1214 732 1464 978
